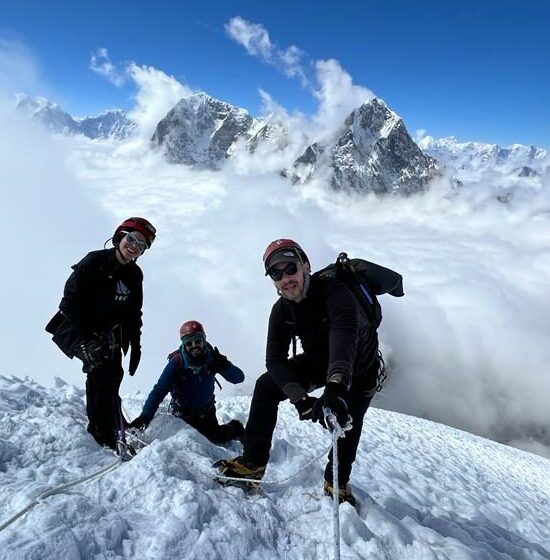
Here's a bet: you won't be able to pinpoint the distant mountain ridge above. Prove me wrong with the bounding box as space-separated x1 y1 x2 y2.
16 92 549 196
418 135 548 180
15 94 135 140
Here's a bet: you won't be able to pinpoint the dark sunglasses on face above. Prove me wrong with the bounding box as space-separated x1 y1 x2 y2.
183 334 205 349
268 262 298 281
125 231 148 252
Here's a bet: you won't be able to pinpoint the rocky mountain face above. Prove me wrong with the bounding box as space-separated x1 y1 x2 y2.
153 94 439 195
290 99 439 195
417 136 548 180
150 93 258 167
15 94 135 140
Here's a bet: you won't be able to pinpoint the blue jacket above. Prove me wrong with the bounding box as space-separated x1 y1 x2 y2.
141 344 244 421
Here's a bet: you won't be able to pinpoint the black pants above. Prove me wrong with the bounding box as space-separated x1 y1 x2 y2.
243 359 376 485
84 354 124 448
173 400 241 445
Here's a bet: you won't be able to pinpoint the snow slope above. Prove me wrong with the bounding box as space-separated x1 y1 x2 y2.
1 375 549 560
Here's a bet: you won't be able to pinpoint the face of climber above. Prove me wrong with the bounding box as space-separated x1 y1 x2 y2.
183 333 207 358
116 231 147 263
269 260 310 302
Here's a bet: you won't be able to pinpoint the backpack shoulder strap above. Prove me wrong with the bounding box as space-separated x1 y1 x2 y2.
167 349 183 370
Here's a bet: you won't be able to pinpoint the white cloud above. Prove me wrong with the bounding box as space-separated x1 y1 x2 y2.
226 16 273 60
225 19 375 140
0 36 43 95
0 95 114 386
225 17 308 86
311 59 375 137
127 63 193 138
88 48 193 138
415 128 428 141
89 48 127 87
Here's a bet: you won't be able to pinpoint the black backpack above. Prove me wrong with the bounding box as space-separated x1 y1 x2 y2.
313 253 404 327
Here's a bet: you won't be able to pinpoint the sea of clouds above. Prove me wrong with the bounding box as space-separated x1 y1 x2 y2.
1 38 550 459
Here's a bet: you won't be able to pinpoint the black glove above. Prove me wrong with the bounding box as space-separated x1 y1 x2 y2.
129 345 141 376
294 395 318 421
311 382 349 430
208 347 230 374
75 339 110 371
128 415 150 431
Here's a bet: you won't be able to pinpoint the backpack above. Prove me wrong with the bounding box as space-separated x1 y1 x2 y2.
313 252 404 327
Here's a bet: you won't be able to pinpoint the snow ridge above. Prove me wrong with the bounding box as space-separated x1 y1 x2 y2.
1 375 549 559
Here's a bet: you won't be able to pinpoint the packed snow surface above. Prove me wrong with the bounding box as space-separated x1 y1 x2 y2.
1 375 549 559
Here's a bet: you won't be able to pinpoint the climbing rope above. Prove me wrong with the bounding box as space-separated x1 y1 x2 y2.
0 458 121 533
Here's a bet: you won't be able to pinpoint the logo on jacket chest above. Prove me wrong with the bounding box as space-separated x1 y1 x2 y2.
114 280 130 302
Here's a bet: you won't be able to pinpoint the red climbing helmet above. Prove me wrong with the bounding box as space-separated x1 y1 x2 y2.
179 320 205 339
262 239 308 275
112 217 156 248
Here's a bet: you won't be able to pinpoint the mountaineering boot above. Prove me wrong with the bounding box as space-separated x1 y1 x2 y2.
323 480 357 507
88 424 117 450
214 455 266 482
115 440 137 462
227 419 245 442
214 456 266 491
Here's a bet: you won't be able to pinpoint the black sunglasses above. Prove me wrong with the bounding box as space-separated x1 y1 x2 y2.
124 231 148 253
183 334 205 348
268 262 298 281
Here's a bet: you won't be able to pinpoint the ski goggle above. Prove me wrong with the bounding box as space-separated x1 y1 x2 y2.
124 231 148 253
182 334 206 349
268 262 298 281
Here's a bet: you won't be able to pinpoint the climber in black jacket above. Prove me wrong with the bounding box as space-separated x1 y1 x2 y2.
46 217 156 450
216 239 387 506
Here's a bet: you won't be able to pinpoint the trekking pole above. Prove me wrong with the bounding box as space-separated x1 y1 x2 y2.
323 408 345 560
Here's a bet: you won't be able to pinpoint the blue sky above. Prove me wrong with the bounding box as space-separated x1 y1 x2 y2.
1 0 549 148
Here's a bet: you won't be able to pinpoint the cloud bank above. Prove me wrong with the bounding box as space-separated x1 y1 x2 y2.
0 35 43 95
9 99 548 457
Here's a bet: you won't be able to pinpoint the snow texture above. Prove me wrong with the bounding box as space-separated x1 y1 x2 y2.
1 375 549 560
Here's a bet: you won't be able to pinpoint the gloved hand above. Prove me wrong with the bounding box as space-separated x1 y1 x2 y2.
294 395 318 421
128 415 150 431
208 347 230 374
311 382 349 430
129 345 141 376
75 339 110 371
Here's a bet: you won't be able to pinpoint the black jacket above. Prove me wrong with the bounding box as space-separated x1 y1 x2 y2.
46 248 143 357
265 275 379 402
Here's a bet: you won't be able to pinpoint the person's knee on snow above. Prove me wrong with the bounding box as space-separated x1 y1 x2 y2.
129 320 245 445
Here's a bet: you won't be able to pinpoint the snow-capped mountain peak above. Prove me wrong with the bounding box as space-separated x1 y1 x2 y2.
15 94 135 140
151 93 256 167
291 97 440 194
